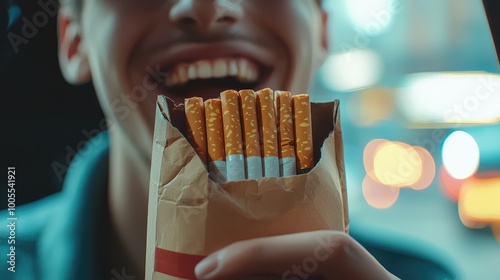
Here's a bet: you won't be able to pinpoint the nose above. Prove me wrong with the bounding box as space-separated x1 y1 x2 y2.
170 0 243 32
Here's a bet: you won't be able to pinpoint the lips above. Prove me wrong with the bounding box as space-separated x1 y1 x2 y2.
148 41 275 101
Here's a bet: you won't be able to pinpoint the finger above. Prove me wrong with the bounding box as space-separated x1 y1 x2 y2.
194 230 393 280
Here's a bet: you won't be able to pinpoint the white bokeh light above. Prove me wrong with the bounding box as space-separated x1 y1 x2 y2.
344 0 395 36
442 131 480 180
397 73 500 124
321 49 382 92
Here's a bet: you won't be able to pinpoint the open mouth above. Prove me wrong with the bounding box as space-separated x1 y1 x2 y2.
155 56 272 101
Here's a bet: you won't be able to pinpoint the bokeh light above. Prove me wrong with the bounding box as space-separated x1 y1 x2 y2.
439 165 463 201
397 73 500 125
363 139 436 209
410 146 436 190
459 216 488 230
321 49 382 92
364 139 388 181
459 177 500 223
347 88 395 126
373 141 422 187
362 175 400 209
344 0 395 36
442 131 479 180
364 139 435 190
492 224 500 242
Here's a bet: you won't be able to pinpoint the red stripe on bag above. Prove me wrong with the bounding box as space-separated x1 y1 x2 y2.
154 247 206 279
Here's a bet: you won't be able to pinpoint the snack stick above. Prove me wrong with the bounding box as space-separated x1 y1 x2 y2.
275 90 296 177
220 90 245 181
185 97 208 166
256 88 280 178
292 94 314 171
204 99 227 182
239 90 263 179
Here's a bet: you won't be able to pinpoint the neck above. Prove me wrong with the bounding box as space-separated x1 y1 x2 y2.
108 127 150 279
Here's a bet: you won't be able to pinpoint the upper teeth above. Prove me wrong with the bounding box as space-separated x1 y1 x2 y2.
165 58 259 87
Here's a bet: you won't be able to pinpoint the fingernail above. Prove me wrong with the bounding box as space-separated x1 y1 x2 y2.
195 255 219 279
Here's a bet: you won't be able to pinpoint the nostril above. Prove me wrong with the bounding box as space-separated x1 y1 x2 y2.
170 0 242 30
216 16 235 24
179 17 198 26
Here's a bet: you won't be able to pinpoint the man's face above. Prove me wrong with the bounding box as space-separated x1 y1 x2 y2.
67 0 327 158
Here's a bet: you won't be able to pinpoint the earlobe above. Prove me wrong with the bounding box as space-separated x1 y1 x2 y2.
58 10 91 85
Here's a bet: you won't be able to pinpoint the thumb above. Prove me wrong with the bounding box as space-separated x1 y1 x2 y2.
194 231 395 280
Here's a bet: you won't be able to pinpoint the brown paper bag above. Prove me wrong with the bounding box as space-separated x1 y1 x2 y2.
145 95 348 280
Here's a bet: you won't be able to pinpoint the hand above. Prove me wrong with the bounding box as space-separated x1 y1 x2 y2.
194 230 398 280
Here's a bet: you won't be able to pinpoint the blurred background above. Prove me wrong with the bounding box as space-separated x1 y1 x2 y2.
311 0 500 279
1 0 104 207
2 0 500 279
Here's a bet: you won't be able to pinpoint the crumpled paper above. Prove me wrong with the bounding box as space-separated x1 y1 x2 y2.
145 95 348 280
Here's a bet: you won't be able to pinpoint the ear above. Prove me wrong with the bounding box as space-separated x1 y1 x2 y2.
58 8 91 85
318 9 329 66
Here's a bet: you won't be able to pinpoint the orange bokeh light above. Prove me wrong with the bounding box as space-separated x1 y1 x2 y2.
362 139 437 210
459 177 500 224
373 141 422 187
364 139 388 182
410 146 436 190
365 139 434 189
492 224 500 242
439 165 464 201
362 175 400 209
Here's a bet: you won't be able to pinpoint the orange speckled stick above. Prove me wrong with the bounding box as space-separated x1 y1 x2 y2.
204 99 227 182
239 89 263 179
292 94 314 172
256 88 279 178
220 90 245 181
185 97 208 166
275 90 296 177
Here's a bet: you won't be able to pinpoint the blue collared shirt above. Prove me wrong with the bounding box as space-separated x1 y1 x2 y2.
1 132 110 280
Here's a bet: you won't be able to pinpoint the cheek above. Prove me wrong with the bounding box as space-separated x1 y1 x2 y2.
82 3 157 108
273 4 321 61
262 2 322 90
289 7 322 65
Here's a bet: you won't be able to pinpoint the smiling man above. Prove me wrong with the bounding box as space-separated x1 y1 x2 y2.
0 0 397 279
